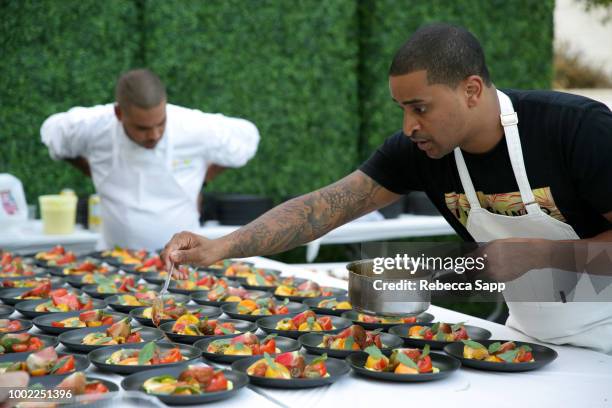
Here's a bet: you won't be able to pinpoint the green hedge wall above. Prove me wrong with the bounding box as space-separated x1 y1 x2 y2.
0 0 554 204
358 0 556 156
144 0 360 198
0 0 140 200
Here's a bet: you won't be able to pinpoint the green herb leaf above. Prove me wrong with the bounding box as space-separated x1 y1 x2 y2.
138 342 157 365
50 356 70 374
255 274 267 286
344 336 355 350
93 337 113 345
430 322 440 333
497 349 520 363
435 331 446 341
519 344 532 352
462 340 486 349
488 342 502 354
264 352 279 370
421 344 430 358
364 345 383 359
262 333 277 343
396 352 418 369
218 326 233 335
451 322 465 332
309 353 328 365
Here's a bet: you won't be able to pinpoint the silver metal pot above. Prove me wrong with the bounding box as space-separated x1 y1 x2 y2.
347 259 432 316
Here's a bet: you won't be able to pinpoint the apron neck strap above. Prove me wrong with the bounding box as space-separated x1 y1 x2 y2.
453 148 482 209
497 90 540 214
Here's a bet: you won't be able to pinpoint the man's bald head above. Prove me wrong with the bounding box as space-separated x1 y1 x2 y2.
115 69 166 110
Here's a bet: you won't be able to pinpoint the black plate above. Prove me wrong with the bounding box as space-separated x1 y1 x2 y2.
0 318 32 334
28 374 119 398
256 315 352 339
0 351 90 376
0 304 14 318
204 260 255 275
105 293 191 313
82 283 160 299
341 311 435 331
15 298 107 319
0 334 58 354
1 276 64 288
273 286 348 303
389 323 492 350
298 331 404 358
241 277 306 292
0 286 68 306
88 341 202 374
32 310 126 334
221 301 309 322
221 268 282 285
167 278 240 296
129 304 223 328
347 351 460 382
0 267 48 280
443 339 558 372
302 296 352 316
159 319 258 344
59 326 165 352
49 264 118 278
231 353 350 388
196 334 301 363
64 273 128 289
191 290 270 307
121 363 248 405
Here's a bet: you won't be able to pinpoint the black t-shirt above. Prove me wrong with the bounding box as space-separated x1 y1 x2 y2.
360 89 612 241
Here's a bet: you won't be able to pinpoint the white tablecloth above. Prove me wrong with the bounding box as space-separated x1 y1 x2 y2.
0 221 99 255
18 256 612 407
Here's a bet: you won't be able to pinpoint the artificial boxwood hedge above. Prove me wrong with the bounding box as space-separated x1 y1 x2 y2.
0 0 554 204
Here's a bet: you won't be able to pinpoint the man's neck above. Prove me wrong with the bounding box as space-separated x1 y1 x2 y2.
460 87 505 154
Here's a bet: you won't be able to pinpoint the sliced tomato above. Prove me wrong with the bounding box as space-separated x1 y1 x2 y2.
159 348 183 364
7 320 22 331
51 322 64 328
12 344 28 352
205 372 228 392
417 355 433 373
317 316 333 331
53 294 79 310
259 339 276 354
53 355 75 374
84 382 109 394
126 332 142 343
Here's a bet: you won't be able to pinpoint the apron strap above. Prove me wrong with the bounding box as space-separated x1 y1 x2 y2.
453 148 482 209
497 90 541 215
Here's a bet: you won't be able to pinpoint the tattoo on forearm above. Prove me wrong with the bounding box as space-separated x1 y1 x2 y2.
226 172 384 258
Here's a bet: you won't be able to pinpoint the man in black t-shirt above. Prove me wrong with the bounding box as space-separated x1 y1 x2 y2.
160 23 612 352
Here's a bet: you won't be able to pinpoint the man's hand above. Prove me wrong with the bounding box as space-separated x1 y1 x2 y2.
64 156 91 177
161 231 227 278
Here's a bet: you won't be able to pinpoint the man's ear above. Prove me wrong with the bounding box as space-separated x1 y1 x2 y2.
114 104 123 122
463 75 484 108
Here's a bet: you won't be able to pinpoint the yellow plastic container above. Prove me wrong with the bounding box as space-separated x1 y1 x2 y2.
38 194 77 234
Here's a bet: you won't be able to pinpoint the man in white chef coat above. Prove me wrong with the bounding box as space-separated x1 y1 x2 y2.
41 69 260 250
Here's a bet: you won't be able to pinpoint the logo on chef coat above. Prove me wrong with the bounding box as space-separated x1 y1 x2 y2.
445 187 565 226
172 158 196 171
0 190 18 215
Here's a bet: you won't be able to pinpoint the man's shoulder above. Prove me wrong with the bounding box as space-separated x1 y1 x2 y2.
503 88 606 114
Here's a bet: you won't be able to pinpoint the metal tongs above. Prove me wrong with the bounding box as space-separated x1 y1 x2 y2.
151 262 174 328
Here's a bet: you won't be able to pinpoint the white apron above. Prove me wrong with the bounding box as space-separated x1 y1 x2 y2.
96 123 200 251
453 90 612 354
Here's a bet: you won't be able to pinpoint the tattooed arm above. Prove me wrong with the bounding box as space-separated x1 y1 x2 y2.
162 170 401 269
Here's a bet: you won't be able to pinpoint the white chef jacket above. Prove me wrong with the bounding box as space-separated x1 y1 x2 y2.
40 103 260 208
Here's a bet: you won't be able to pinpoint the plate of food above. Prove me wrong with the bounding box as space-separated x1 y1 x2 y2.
0 318 32 334
120 255 166 274
341 310 435 331
221 298 308 322
1 276 63 289
15 294 105 318
0 346 89 377
204 259 255 275
28 371 118 401
231 351 349 388
34 245 78 269
82 279 160 299
302 296 352 316
32 309 126 334
0 304 14 318
105 292 190 313
196 332 301 363
389 322 492 349
191 283 270 307
168 274 239 295
256 310 351 339
1 252 45 278
273 280 347 302
121 363 248 405
49 258 116 277
141 265 199 285
347 345 460 382
0 282 69 306
59 318 164 352
129 304 221 328
88 341 202 374
443 339 558 372
0 333 58 354
89 247 149 267
160 316 257 344
298 324 404 358
234 268 291 290
65 272 126 289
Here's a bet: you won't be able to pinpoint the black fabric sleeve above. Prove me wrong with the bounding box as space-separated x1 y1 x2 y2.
359 131 425 194
569 103 612 215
